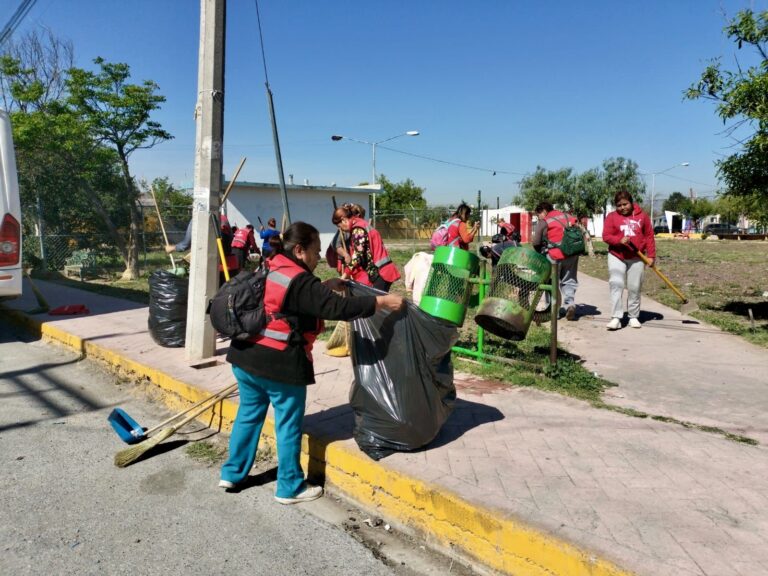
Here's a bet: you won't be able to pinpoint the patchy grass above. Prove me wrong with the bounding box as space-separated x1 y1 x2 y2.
185 441 227 465
579 238 768 348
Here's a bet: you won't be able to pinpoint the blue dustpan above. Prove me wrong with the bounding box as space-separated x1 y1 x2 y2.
108 408 147 444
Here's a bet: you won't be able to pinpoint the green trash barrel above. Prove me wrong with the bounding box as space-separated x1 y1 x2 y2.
474 245 551 340
419 246 479 326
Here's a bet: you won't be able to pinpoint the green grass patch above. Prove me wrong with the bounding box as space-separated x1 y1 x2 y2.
185 441 227 465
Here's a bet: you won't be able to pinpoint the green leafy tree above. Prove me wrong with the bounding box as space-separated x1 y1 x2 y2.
515 166 576 211
662 192 690 214
685 9 768 201
573 167 606 218
142 176 193 231
0 29 73 113
67 58 173 280
601 157 645 208
688 197 715 230
375 174 427 212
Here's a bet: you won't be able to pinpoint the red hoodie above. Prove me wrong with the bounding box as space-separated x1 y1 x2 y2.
602 203 656 261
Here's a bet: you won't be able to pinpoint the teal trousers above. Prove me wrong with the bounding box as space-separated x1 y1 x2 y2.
221 365 307 498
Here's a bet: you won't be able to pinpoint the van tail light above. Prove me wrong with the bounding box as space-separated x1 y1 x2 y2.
0 212 21 266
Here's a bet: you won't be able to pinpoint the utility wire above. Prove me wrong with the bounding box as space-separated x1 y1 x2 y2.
0 0 37 46
376 143 528 177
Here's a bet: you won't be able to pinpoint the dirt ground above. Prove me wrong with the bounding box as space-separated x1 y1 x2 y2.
578 238 768 347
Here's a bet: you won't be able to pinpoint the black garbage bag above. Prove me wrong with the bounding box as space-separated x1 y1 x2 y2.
148 270 188 348
347 282 459 460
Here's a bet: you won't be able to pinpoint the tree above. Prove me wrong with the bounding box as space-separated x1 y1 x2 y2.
142 176 193 232
601 157 645 208
375 174 427 211
662 192 690 214
0 29 73 112
67 58 173 279
514 166 576 211
685 9 768 201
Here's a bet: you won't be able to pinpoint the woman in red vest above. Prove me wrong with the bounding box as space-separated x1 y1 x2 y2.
221 222 403 504
230 224 258 270
532 201 581 321
331 206 401 292
445 202 480 250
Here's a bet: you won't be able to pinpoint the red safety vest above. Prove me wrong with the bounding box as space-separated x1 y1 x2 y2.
347 217 401 284
231 227 252 249
248 254 323 361
544 210 577 261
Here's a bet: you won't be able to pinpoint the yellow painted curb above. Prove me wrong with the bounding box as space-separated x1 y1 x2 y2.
2 307 633 576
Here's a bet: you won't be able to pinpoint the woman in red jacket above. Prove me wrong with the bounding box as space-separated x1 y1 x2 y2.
221 222 403 503
602 190 656 330
331 206 400 292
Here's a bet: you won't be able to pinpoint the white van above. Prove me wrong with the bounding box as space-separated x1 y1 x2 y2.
0 109 22 300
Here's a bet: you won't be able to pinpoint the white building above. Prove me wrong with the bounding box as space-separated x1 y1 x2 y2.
224 181 378 250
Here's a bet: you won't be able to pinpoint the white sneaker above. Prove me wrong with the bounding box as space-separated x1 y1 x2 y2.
628 318 642 329
606 318 622 330
218 479 236 490
274 484 324 505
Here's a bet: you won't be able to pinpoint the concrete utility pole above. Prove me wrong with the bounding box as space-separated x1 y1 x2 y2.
186 0 226 361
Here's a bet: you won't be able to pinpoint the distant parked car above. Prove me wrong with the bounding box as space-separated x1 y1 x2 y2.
703 223 739 236
653 225 668 235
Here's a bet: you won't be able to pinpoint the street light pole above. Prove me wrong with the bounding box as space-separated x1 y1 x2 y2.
645 162 689 226
331 130 419 226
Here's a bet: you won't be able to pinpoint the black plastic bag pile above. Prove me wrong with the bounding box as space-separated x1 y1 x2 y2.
347 282 458 460
148 270 188 348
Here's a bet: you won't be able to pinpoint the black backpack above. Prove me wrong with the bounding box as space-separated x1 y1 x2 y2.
207 268 270 340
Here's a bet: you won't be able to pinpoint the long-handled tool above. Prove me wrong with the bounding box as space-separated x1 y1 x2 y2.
23 271 50 314
631 243 698 314
211 212 231 282
114 383 239 467
149 186 176 271
220 157 247 206
107 381 238 444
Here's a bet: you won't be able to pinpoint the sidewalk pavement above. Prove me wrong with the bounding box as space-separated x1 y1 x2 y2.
3 274 768 576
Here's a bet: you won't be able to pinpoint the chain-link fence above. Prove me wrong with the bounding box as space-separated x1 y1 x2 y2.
22 203 192 278
21 204 481 277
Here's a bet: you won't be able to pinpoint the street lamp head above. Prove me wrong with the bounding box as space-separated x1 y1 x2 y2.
331 135 343 141
406 130 419 136
681 162 690 167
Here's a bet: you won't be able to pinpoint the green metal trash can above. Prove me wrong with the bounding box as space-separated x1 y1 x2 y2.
474 245 551 340
419 246 479 326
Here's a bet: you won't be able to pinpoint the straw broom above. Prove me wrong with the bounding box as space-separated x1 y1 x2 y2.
114 384 237 468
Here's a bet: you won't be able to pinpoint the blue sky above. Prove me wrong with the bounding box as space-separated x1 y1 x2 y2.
6 0 766 205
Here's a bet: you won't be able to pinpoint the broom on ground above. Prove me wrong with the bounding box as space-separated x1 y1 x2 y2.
114 384 237 468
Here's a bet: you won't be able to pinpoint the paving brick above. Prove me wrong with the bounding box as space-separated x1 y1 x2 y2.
9 275 768 576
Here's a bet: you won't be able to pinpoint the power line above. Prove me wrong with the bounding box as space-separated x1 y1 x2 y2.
376 143 528 176
653 171 720 190
0 0 37 46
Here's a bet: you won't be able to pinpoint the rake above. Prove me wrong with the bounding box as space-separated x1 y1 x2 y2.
113 383 238 468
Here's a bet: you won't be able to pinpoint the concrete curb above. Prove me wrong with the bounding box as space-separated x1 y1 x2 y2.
2 306 632 576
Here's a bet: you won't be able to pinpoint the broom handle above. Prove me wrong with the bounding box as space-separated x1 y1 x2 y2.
220 157 247 206
144 382 239 437
632 245 688 304
165 382 240 433
149 186 176 269
210 212 231 282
